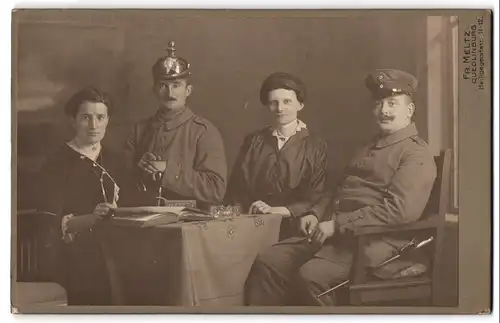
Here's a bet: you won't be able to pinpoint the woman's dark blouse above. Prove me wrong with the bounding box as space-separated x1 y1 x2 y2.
34 144 123 305
226 126 328 217
36 144 120 218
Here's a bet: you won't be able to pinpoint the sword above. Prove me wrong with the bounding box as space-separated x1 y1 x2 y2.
374 238 418 269
316 236 434 298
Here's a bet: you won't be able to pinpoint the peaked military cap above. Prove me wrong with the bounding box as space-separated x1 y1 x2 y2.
260 72 307 105
365 69 418 99
152 41 191 80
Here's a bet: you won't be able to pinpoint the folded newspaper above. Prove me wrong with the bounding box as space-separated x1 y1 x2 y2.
110 206 213 227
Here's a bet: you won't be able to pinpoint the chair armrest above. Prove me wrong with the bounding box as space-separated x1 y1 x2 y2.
352 215 441 236
18 210 61 225
17 210 62 247
17 209 38 216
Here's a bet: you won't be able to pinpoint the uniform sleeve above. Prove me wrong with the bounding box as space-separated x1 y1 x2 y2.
335 146 437 231
285 140 328 218
123 123 142 176
225 134 254 210
161 123 228 204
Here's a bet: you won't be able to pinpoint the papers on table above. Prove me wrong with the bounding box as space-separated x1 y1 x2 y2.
109 206 214 227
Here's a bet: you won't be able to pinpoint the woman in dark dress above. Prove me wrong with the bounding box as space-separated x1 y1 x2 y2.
35 87 121 305
226 72 328 238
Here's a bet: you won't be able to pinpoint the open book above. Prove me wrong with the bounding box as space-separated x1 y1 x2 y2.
110 206 213 227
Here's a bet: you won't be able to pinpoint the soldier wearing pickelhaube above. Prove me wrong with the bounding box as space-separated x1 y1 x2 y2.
123 41 227 208
245 69 437 306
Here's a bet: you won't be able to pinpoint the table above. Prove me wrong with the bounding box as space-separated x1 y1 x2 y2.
101 214 283 306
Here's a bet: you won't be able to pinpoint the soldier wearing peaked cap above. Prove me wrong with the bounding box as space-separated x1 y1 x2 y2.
245 69 437 306
365 68 419 98
122 41 227 209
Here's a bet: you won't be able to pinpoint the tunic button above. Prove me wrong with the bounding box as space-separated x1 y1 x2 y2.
175 175 179 180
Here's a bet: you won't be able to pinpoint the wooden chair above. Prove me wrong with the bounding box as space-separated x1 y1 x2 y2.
347 148 454 306
13 209 67 307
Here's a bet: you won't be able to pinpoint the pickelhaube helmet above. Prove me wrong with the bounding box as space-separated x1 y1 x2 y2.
152 41 191 80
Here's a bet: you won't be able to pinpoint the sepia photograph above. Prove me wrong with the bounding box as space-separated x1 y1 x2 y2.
10 8 493 315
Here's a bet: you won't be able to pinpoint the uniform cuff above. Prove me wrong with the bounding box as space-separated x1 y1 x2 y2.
335 210 365 233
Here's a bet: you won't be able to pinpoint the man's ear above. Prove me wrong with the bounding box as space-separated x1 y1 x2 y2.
186 84 193 97
407 102 416 119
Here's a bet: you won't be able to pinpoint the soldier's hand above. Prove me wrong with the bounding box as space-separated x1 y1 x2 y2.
299 214 319 238
138 152 160 174
310 220 336 246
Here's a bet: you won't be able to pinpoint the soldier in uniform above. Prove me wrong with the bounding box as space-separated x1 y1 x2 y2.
244 69 437 306
122 41 227 209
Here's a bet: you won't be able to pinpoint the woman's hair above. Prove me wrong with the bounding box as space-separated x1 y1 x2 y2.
64 87 114 118
259 72 307 105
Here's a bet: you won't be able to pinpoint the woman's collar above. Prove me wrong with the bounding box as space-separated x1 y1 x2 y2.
66 140 102 161
271 119 307 138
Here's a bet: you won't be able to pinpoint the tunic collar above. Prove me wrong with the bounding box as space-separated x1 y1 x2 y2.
374 122 419 148
152 106 195 131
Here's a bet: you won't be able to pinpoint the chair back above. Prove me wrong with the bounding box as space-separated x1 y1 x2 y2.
16 210 61 282
421 149 452 220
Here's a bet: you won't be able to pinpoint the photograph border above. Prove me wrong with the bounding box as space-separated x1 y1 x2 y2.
9 8 493 315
